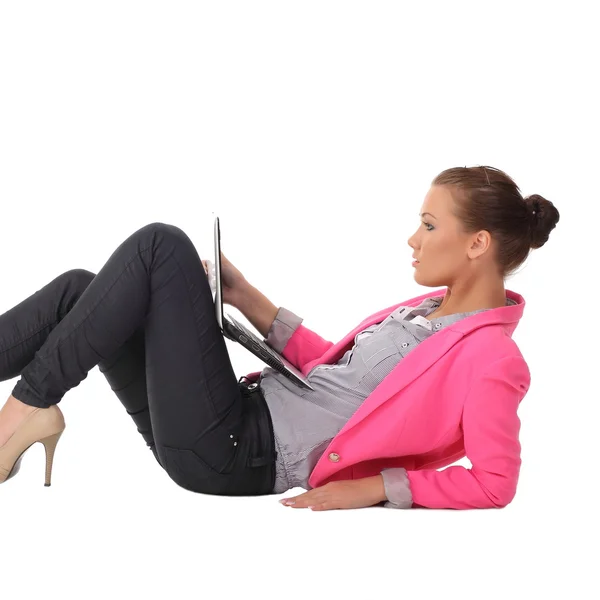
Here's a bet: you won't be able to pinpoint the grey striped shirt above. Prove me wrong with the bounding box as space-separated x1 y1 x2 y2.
258 294 516 507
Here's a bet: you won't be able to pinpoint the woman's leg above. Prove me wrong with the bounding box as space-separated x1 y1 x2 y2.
0 269 97 383
0 270 157 461
0 269 96 446
0 222 262 493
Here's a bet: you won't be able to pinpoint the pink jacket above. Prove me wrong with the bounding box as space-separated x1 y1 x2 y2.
244 287 531 509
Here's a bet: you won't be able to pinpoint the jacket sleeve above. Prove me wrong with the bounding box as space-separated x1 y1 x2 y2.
382 356 529 509
264 307 334 371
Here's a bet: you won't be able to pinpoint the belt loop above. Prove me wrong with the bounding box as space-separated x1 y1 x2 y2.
246 452 278 468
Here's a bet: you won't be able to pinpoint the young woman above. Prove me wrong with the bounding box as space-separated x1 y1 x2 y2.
0 166 559 510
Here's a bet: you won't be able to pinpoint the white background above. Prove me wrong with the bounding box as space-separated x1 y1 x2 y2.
1 1 597 599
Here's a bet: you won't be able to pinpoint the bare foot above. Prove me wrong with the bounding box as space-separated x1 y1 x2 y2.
0 395 38 448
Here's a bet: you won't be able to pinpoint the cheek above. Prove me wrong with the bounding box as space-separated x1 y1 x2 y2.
434 235 458 255
426 239 462 269
426 237 448 256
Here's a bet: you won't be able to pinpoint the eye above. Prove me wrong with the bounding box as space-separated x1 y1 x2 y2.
421 221 434 231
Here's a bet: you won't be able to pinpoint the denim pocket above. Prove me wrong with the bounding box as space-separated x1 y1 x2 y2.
160 444 232 495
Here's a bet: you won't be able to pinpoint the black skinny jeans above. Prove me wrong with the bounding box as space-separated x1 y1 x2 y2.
0 222 276 496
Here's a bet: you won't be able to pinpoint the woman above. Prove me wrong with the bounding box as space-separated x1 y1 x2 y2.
0 166 559 510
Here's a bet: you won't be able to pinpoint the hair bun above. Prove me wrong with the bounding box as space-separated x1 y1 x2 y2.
524 194 560 249
525 194 542 216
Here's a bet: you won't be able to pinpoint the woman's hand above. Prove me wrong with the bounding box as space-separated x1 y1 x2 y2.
202 252 248 307
278 477 386 511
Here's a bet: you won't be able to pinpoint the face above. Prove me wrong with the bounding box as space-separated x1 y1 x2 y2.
407 185 494 287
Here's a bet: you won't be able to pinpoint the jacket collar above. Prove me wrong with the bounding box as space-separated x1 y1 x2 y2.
429 287 525 338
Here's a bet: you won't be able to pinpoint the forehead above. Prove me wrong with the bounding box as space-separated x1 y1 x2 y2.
421 185 455 215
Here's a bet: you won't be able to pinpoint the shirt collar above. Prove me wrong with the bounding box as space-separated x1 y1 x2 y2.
411 295 512 331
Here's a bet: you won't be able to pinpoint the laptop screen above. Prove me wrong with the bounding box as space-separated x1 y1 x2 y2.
213 216 224 330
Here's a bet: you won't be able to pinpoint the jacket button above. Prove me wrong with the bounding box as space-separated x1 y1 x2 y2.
328 452 340 462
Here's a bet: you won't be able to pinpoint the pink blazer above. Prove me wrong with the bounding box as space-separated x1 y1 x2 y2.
244 287 531 509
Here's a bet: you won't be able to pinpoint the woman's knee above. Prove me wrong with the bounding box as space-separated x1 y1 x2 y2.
105 222 192 264
61 268 96 290
139 221 187 241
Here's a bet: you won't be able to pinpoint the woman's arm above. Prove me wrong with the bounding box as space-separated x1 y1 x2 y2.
234 281 334 369
396 355 529 509
280 357 529 511
233 282 279 338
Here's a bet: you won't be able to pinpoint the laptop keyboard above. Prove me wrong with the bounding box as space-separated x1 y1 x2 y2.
229 316 281 359
228 314 312 390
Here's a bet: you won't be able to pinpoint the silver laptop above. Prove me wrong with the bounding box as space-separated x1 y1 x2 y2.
212 216 314 391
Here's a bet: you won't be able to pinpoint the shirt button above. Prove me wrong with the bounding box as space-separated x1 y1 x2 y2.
328 452 340 462
401 342 409 348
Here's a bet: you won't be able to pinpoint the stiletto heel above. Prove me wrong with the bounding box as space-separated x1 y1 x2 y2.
0 404 66 486
40 430 63 487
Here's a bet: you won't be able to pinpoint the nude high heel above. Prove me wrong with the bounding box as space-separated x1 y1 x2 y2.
0 405 66 486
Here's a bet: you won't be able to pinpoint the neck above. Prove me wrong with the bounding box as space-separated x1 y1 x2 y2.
434 275 507 317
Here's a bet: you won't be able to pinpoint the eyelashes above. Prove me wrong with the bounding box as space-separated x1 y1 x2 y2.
421 221 433 231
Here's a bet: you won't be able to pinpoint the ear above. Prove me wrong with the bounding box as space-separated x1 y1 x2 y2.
468 229 492 259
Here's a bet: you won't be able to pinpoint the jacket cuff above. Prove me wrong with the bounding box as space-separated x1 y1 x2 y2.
381 468 413 509
265 307 303 354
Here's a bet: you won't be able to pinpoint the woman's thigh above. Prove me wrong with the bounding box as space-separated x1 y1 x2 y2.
137 223 245 476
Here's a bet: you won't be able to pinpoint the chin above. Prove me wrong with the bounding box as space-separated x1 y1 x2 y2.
413 271 444 289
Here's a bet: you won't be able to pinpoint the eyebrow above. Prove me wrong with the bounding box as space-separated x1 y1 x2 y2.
419 212 437 219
